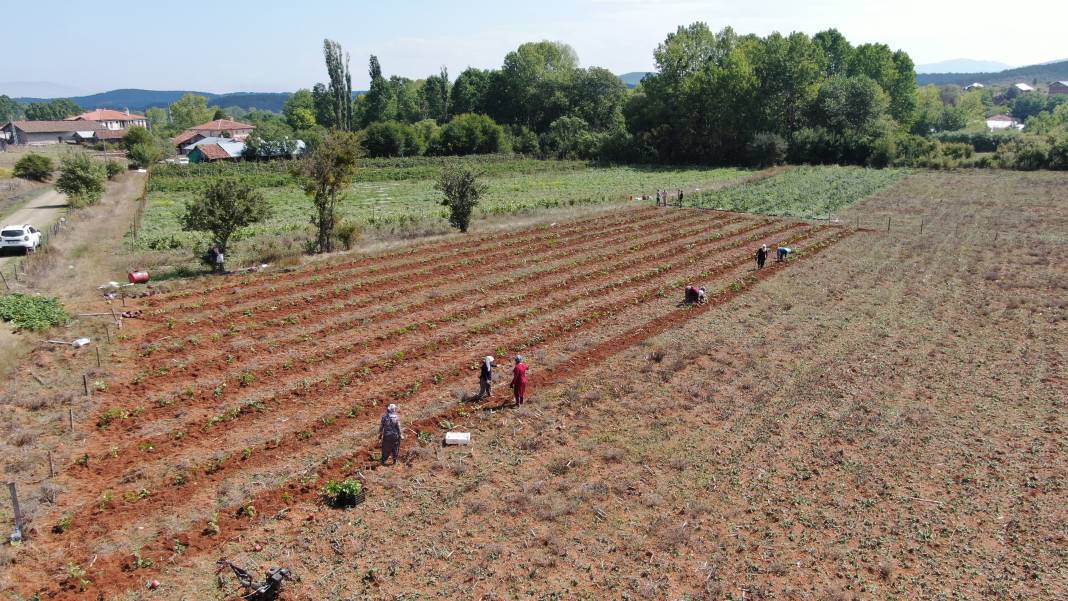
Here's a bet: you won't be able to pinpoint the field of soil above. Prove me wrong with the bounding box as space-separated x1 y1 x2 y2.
2 170 1065 600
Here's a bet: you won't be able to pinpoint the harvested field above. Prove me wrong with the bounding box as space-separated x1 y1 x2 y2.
4 170 1066 600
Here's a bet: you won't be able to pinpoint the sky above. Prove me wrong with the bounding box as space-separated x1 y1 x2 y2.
2 0 1067 96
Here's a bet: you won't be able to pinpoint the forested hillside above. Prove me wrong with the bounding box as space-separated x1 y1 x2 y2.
916 59 1068 86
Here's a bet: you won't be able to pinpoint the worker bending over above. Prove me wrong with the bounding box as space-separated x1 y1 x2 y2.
776 246 793 262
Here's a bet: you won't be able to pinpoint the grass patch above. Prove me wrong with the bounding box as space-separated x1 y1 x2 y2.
688 165 907 219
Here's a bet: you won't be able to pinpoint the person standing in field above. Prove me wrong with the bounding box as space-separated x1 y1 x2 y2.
379 403 402 466
511 355 529 406
678 188 684 205
755 244 769 270
479 355 495 399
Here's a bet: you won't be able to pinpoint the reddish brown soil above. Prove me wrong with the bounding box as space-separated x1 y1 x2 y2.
8 171 1064 600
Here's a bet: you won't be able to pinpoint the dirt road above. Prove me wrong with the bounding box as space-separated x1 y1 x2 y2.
0 187 67 267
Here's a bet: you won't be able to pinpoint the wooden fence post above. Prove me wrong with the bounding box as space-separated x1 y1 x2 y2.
83 374 91 398
47 451 55 478
95 347 102 368
0 270 8 291
919 220 924 235
8 482 23 542
104 323 111 344
886 216 891 232
68 408 74 432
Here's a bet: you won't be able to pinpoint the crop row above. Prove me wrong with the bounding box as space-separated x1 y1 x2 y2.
72 224 826 537
78 221 821 521
94 217 787 455
141 205 668 315
134 209 727 350
36 225 856 601
129 212 746 373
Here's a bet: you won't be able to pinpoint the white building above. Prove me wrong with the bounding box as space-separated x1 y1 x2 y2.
66 109 148 131
985 114 1017 130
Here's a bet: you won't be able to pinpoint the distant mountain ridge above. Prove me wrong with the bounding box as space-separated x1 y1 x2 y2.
618 72 652 88
10 88 293 113
916 60 1068 87
915 59 1012 74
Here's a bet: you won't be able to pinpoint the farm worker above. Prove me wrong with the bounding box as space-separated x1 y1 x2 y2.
655 190 662 206
379 404 402 466
755 244 769 270
212 246 225 274
677 189 684 205
479 356 495 399
511 355 529 406
776 246 793 262
697 287 707 303
684 285 695 303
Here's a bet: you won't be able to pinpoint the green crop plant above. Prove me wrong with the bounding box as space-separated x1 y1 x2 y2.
0 294 68 331
322 478 364 508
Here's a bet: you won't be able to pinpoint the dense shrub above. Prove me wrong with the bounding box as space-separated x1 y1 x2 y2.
55 153 106 207
1048 134 1068 170
509 126 540 155
363 121 420 157
13 153 54 181
746 132 787 168
932 131 1018 153
541 117 603 160
105 161 124 179
433 114 508 156
996 136 1051 171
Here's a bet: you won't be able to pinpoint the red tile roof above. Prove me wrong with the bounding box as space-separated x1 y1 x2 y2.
67 109 146 122
4 120 101 133
171 130 203 146
189 119 254 131
195 143 231 161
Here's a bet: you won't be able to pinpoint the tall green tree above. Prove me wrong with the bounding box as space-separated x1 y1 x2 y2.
180 178 271 258
362 55 395 126
420 67 451 123
283 89 317 129
24 98 81 120
311 83 336 128
169 94 214 129
0 95 23 122
323 39 354 131
436 164 486 233
145 107 168 131
450 68 491 116
295 131 362 253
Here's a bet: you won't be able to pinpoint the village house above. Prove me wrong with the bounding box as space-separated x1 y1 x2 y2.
187 139 246 163
1 120 101 145
1013 83 1034 93
66 108 147 130
172 119 255 153
1050 81 1068 96
985 114 1018 130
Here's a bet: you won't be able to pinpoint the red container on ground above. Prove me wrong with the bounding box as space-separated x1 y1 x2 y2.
128 271 150 284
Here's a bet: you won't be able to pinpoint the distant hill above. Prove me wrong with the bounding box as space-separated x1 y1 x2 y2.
915 59 1011 74
917 60 1068 87
618 72 652 88
12 88 293 112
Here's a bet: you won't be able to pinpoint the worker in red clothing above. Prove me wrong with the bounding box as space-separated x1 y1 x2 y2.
510 355 529 406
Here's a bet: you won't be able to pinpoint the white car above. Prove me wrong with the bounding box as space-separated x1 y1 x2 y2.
1 224 42 254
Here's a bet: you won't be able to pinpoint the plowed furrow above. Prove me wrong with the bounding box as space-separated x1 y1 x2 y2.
31 226 856 601
72 222 820 517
